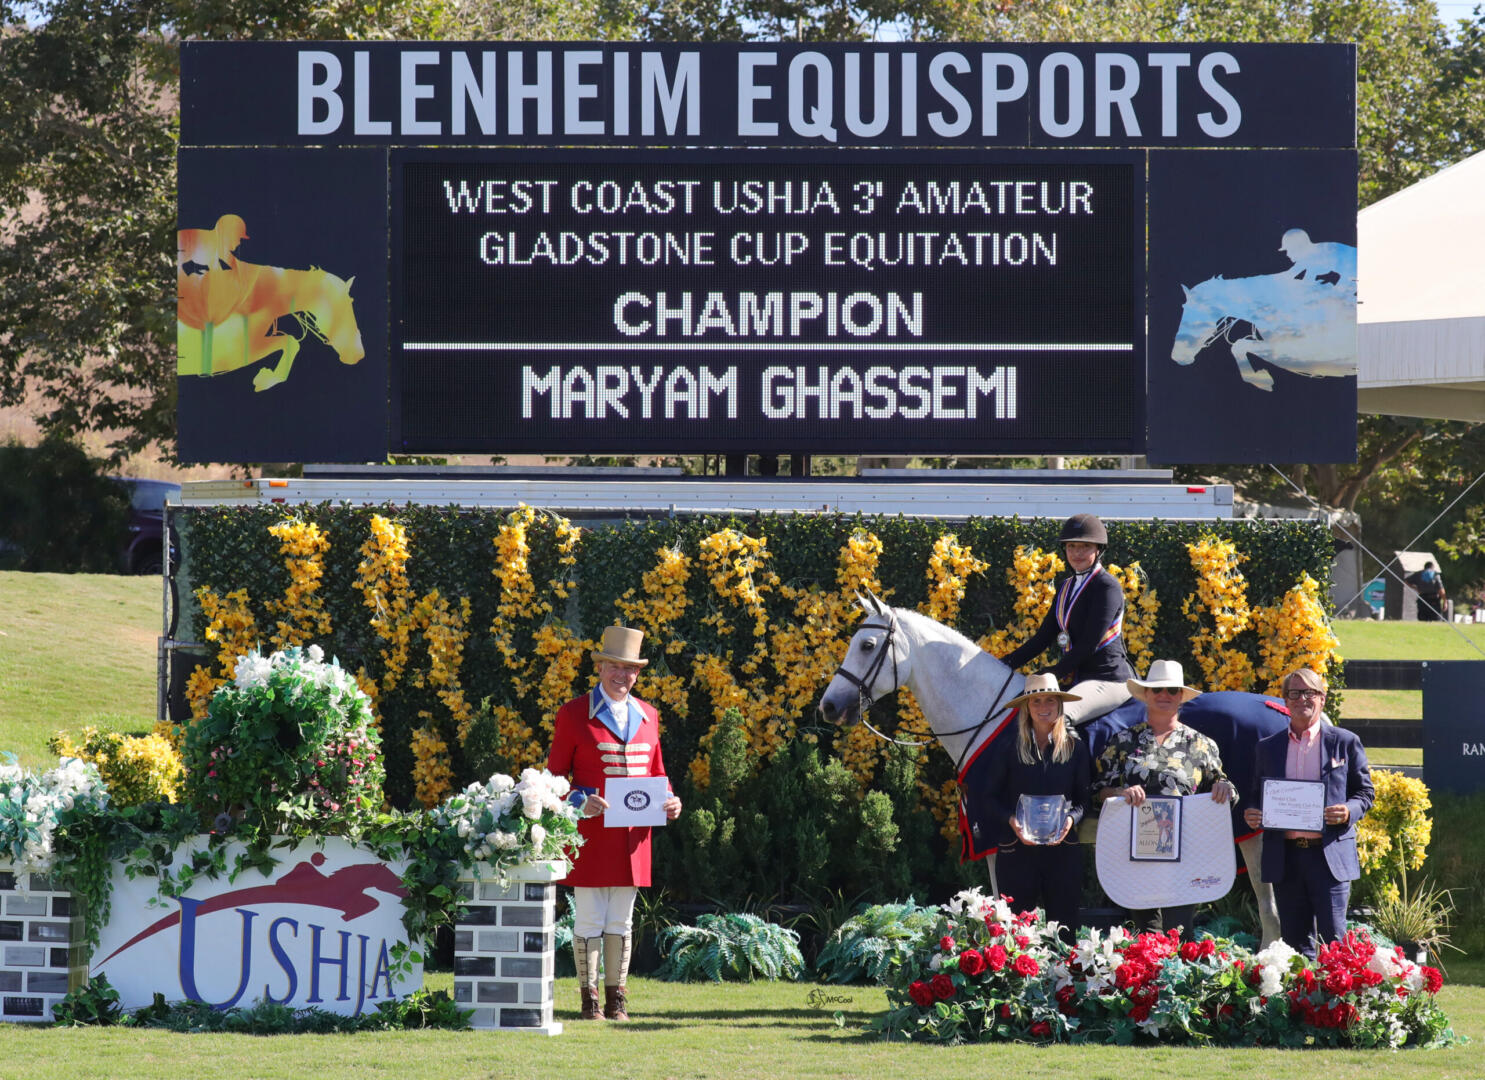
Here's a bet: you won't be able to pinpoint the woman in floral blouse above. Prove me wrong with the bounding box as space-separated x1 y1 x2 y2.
1092 659 1237 937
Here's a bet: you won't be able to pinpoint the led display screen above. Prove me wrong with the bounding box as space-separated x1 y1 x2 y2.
392 152 1143 454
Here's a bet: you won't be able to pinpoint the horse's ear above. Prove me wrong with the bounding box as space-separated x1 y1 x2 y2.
1181 285 1191 300
345 276 355 288
854 590 873 616
865 588 886 615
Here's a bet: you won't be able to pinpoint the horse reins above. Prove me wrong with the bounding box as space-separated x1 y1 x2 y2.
830 612 1021 773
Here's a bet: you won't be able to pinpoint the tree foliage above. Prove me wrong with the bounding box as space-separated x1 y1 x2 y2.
930 0 1485 207
6 0 1485 584
0 0 637 463
937 0 1485 582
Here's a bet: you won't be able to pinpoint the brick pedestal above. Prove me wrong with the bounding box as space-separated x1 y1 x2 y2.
0 869 86 1022
453 859 562 1035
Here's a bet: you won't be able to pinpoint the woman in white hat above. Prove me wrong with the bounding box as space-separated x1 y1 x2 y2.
974 673 1091 940
1091 659 1237 936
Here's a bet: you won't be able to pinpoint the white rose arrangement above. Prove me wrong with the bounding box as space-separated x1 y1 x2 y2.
432 768 581 878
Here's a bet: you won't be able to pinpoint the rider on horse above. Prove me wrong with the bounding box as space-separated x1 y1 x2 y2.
999 513 1132 726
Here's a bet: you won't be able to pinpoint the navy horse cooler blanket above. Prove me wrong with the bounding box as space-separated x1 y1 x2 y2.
958 691 1291 862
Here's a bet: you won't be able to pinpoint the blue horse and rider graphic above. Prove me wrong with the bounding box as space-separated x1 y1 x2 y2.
1171 228 1357 392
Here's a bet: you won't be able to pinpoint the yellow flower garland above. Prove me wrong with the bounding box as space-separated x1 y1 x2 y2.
410 714 455 807
188 586 259 723
353 513 414 692
1106 561 1160 677
984 546 1062 660
265 519 333 648
1183 535 1256 691
1251 573 1340 695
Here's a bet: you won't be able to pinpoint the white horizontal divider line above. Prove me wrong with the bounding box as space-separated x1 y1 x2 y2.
402 342 1135 352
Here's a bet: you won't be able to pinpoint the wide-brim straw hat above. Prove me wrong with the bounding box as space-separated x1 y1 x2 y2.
1126 659 1201 704
591 625 648 667
1004 671 1082 711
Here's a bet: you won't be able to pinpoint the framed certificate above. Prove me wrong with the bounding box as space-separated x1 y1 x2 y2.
1261 779 1326 832
602 777 669 827
1130 797 1182 861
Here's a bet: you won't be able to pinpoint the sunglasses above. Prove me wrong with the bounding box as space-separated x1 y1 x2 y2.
1148 686 1184 696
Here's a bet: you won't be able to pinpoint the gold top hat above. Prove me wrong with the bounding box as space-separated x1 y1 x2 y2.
1003 671 1082 711
591 625 648 667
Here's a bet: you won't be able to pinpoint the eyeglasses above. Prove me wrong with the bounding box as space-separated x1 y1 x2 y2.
1283 689 1326 702
1149 686 1184 697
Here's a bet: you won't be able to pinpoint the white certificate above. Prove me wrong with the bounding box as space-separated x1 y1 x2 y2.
1261 779 1326 831
603 777 669 827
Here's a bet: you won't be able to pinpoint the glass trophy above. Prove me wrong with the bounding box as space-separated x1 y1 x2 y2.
1016 794 1071 845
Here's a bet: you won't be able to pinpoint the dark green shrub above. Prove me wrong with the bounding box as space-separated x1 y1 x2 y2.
0 436 129 572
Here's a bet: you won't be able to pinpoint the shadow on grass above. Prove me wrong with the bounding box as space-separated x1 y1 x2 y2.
558 1007 880 1030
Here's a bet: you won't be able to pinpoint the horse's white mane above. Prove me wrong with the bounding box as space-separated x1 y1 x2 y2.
872 605 1023 769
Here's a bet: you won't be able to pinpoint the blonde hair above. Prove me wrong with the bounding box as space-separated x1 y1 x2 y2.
1017 701 1077 765
1283 667 1328 695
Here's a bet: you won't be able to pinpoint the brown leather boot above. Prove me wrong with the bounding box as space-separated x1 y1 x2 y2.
574 936 604 1020
604 984 629 1021
580 986 604 1021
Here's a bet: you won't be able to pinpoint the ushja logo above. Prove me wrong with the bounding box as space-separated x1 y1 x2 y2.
96 852 408 1014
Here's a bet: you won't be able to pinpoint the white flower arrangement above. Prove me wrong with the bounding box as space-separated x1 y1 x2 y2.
0 756 110 887
433 768 580 878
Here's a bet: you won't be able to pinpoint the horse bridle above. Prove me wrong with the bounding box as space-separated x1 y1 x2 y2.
829 616 914 743
830 611 1020 772
1200 314 1261 351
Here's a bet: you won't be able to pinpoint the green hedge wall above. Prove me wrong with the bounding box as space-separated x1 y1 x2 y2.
179 506 1333 906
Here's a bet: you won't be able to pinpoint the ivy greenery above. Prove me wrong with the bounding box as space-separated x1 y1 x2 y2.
105 988 471 1033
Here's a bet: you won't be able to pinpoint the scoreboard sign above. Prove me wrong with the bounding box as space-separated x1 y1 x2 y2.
177 42 1357 464
394 153 1141 454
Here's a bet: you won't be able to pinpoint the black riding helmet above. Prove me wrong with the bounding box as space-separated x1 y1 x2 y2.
1058 513 1108 548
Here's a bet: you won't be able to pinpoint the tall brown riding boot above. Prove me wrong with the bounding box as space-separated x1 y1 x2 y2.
581 986 604 1021
603 932 633 1020
574 935 604 1020
603 983 629 1022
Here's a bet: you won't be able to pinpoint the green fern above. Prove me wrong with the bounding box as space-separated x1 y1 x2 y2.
814 900 939 985
655 912 806 982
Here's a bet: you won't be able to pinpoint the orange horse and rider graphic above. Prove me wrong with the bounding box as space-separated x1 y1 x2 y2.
176 214 365 391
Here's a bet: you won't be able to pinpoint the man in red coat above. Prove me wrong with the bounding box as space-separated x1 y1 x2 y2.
548 625 681 1022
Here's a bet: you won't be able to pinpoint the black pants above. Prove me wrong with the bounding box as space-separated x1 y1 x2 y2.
1127 904 1197 939
996 841 1083 940
1417 595 1443 621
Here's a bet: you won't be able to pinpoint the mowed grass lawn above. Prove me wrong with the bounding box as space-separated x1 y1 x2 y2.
0 974 1480 1080
0 572 162 767
1 573 1485 1073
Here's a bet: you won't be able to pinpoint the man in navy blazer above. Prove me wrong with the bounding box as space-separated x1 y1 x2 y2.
1243 667 1374 957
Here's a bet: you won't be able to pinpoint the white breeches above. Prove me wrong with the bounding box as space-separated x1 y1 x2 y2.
1063 679 1132 726
573 886 639 938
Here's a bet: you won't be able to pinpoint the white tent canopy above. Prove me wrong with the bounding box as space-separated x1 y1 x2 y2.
1358 149 1485 421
